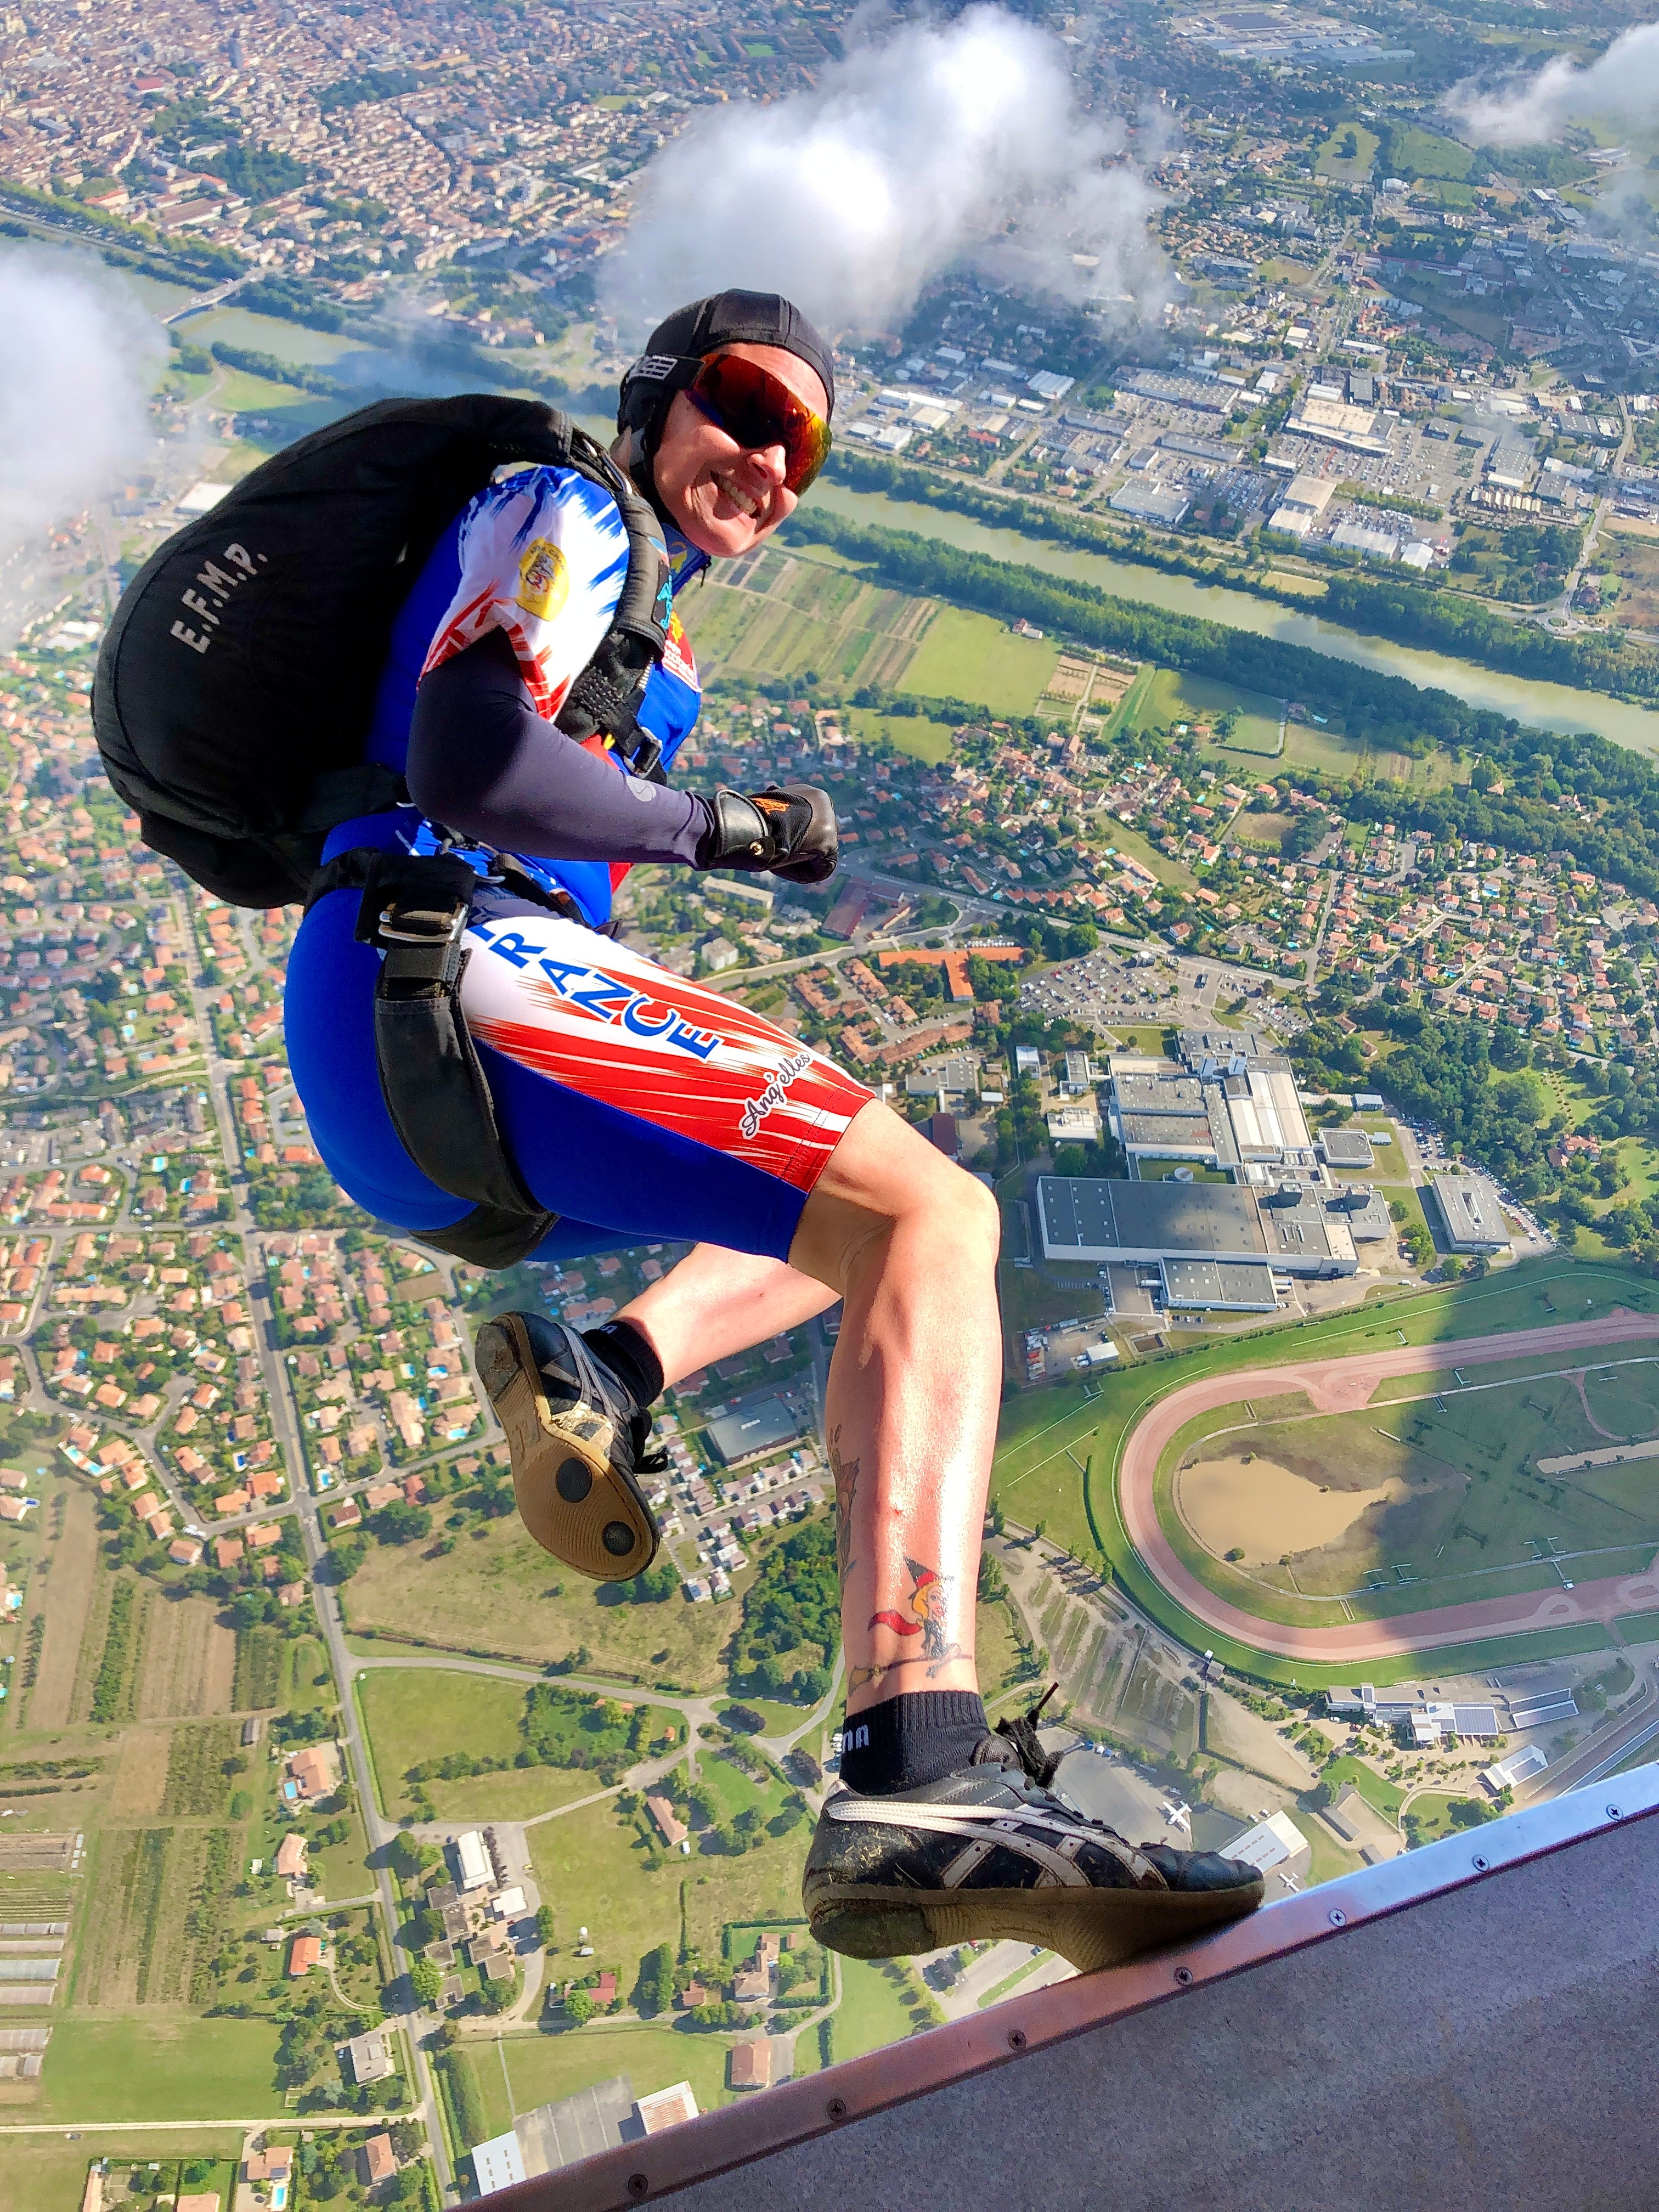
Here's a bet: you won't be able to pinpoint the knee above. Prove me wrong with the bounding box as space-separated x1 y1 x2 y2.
948 1165 1002 1263
904 1152 999 1267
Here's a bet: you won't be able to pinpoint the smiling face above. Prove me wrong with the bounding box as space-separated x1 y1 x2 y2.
644 341 830 560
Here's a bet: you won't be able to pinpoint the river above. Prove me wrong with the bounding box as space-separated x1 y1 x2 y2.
811 481 1659 761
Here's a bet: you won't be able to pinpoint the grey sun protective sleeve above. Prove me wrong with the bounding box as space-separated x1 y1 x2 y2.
406 629 713 866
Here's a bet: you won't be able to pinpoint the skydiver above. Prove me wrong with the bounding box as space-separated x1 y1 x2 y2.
281 291 1262 1970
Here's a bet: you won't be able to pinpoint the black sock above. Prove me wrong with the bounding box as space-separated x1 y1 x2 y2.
838 1690 988 1796
582 1319 663 1409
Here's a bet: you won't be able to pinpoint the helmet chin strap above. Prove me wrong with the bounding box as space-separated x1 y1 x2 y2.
623 415 682 541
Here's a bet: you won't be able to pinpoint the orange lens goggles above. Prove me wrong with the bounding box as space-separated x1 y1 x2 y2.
685 352 832 495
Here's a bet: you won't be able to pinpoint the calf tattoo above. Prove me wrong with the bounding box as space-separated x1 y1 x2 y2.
850 1555 969 1696
829 1426 859 1589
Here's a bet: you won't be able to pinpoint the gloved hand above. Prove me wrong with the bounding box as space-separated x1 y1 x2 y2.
696 784 839 884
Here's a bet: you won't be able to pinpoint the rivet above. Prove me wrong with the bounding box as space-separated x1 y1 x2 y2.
1328 1908 1347 1927
626 2177 648 2202
1173 1965 1194 1986
825 2097 848 2122
1007 2027 1028 2050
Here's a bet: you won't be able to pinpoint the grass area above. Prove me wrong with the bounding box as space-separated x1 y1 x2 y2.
1322 1753 1404 1820
1288 1808 1366 1889
1099 661 1155 742
841 703 958 763
312 1808 370 1901
526 1795 680 2002
1136 1160 1232 1183
503 2019 739 2117
421 1764 609 1825
696 1749 777 1826
1613 1608 1659 1643
1403 1790 1487 1842
1100 816 1195 890
444 2038 515 2144
8 2136 250 2212
280 1634 332 1711
900 603 1058 716
357 1669 526 1821
344 1515 742 1689
1315 122 1381 180
1160 1359 1654 1613
989 1257 1659 1683
832 1955 932 2061
1387 125 1475 182
1127 665 1283 758
23 2017 284 2121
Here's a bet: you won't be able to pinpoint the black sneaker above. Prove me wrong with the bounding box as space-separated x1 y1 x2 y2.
803 1700 1264 1973
474 1312 664 1582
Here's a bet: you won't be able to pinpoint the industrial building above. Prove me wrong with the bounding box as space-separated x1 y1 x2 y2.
1320 1128 1375 1171
1105 1052 1317 1177
1427 1175 1511 1255
454 1830 492 1892
1036 1176 1356 1284
705 1393 806 1467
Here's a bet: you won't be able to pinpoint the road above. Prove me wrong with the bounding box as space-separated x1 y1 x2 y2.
1115 1314 1659 1663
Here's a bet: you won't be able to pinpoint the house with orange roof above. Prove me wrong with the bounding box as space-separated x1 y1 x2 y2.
287 1933 323 1977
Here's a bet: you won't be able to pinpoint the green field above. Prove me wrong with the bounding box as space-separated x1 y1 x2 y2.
989 1259 1659 1683
1322 1753 1404 1821
1287 1807 1366 1888
8 2136 250 2212
679 543 1056 719
501 2019 741 2121
1387 125 1475 182
1315 122 1381 182
1127 667 1283 757
343 1514 743 1687
832 1955 934 2061
1101 814 1197 891
21 2016 284 2121
1158 1355 1659 1616
358 1668 527 1819
900 603 1057 715
842 703 960 764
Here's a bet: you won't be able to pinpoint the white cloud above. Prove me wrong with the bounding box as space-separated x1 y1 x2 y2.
602 3 1163 339
1444 21 1659 146
0 246 163 556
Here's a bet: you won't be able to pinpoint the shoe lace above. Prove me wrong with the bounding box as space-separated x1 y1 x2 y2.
994 1683 1062 1788
549 1325 636 1429
631 1413 669 1476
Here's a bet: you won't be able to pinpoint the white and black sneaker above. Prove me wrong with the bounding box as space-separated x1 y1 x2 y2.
474 1312 664 1582
803 1702 1263 1973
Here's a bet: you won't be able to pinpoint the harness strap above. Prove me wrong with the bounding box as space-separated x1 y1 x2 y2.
308 845 560 1267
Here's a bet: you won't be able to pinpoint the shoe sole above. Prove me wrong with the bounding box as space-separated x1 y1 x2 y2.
805 1877 1265 1974
475 1314 659 1583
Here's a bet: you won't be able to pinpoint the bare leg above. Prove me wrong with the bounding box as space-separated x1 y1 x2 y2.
614 1243 839 1386
786 1103 1001 1717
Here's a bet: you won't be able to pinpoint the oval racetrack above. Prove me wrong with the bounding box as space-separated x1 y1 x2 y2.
1116 1314 1659 1663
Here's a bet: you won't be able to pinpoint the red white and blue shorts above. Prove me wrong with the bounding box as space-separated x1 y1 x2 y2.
285 875 874 1265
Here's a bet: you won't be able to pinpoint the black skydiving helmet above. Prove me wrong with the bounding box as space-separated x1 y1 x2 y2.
616 288 836 529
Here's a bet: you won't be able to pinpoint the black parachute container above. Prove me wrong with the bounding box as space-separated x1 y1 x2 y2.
92 393 670 907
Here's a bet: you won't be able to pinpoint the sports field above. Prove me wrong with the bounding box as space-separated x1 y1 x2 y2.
988 1261 1659 1681
1126 1315 1659 1660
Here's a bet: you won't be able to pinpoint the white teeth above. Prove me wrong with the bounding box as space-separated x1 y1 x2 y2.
715 473 760 518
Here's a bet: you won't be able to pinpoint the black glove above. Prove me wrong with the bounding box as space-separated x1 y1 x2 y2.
696 785 839 884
